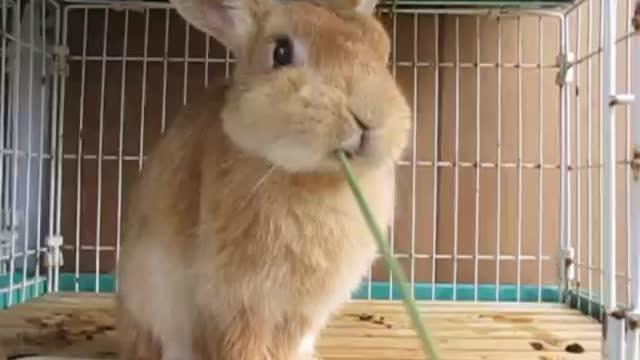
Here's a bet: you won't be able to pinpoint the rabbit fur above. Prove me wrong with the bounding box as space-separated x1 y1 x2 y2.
115 0 411 359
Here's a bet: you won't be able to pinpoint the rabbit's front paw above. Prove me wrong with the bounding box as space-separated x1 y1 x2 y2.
297 354 318 360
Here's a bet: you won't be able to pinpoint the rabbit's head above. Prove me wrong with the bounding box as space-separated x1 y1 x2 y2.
171 0 410 173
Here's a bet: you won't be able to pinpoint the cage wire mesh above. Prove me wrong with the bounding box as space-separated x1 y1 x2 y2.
0 0 61 307
563 0 638 317
0 0 639 355
54 4 569 302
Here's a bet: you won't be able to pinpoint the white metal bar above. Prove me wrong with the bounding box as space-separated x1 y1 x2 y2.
473 15 481 302
71 8 88 293
559 15 570 303
60 2 566 17
9 0 23 307
586 0 594 317
0 276 46 295
452 15 460 301
624 0 633 311
21 0 36 302
627 4 640 357
409 13 418 299
516 16 523 302
204 34 210 87
47 4 60 294
431 14 439 301
566 13 573 304
571 31 637 68
225 48 231 78
58 243 556 262
35 0 49 298
369 4 378 299
183 20 189 105
64 54 240 62
61 152 571 169
575 4 583 311
94 8 110 293
0 0 8 277
598 0 605 322
495 17 503 302
66 56 561 70
115 9 130 291
5 150 54 159
601 0 623 357
53 2 64 293
138 8 149 171
0 33 52 55
389 3 398 300
368 7 378 298
160 9 169 134
537 15 545 303
1 247 50 261
600 0 617 311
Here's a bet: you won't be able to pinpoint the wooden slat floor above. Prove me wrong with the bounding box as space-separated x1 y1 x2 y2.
0 292 601 359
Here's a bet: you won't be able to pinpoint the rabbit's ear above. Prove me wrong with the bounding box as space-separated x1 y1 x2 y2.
352 0 378 15
170 0 270 52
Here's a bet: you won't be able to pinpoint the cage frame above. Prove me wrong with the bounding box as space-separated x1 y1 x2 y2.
0 0 638 358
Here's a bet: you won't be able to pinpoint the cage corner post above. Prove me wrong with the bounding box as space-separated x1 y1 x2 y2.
601 0 625 358
558 11 575 306
627 15 640 360
44 0 65 295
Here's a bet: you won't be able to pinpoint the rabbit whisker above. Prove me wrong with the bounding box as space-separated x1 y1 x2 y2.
251 164 277 195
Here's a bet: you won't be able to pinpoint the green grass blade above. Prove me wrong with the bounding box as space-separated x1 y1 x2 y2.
337 151 441 360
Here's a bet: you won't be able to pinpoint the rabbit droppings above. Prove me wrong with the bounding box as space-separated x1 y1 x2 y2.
115 0 411 358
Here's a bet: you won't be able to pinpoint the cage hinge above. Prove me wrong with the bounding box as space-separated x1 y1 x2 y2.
555 52 575 86
44 235 64 268
561 247 576 281
50 45 69 78
632 146 640 182
606 309 640 332
629 312 640 331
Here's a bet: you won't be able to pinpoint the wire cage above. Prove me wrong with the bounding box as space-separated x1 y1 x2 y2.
0 0 60 304
0 0 638 358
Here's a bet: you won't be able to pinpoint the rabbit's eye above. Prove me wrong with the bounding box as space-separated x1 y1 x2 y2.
273 37 294 68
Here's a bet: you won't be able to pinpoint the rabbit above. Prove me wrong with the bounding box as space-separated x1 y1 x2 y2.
115 0 411 358
634 0 640 31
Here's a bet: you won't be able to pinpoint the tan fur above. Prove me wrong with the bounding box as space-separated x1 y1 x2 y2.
116 0 410 359
633 0 639 32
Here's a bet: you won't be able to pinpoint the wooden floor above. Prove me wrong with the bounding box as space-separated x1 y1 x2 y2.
0 292 601 359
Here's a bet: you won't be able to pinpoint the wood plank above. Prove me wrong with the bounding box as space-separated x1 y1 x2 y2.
0 293 601 359
345 300 577 310
320 328 601 339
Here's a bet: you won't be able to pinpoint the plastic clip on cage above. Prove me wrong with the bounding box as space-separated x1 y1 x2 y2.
0 0 638 359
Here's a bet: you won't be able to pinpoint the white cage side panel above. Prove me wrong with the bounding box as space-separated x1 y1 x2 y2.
0 0 61 307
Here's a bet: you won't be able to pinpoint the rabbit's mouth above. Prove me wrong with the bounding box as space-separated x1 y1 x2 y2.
338 111 370 159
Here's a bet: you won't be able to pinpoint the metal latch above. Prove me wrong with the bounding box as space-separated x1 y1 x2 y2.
610 94 635 106
0 230 17 274
49 45 69 78
556 52 575 86
44 235 64 268
561 247 576 281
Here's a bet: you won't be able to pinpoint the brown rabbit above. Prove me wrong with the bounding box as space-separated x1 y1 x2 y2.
115 0 410 358
633 0 640 31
